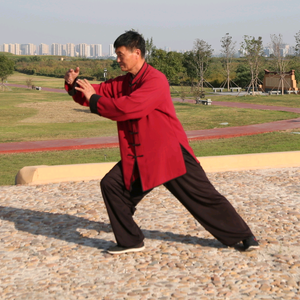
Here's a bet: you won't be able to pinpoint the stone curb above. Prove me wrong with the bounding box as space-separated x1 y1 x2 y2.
15 151 300 185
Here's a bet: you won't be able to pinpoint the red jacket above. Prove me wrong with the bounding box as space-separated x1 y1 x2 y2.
66 62 198 191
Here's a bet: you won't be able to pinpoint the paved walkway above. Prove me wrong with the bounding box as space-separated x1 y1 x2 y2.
1 167 300 299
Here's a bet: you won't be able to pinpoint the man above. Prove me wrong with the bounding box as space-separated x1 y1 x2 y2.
64 31 259 254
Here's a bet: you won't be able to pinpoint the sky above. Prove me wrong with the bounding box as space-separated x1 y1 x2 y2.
1 0 300 55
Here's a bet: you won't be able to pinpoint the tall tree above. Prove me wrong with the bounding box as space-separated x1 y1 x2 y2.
240 36 264 94
145 37 156 63
270 34 290 94
0 55 15 91
220 33 236 91
270 34 289 73
188 39 213 97
149 49 184 85
295 30 300 56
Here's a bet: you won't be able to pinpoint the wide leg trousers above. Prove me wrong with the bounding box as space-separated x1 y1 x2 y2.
100 147 253 248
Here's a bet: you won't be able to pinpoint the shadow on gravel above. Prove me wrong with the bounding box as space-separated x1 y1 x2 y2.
0 206 227 250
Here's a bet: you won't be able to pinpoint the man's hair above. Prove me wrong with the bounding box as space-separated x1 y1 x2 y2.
114 31 146 58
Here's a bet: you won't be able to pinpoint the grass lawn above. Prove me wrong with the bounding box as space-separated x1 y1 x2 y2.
0 87 299 143
6 72 101 89
210 94 300 108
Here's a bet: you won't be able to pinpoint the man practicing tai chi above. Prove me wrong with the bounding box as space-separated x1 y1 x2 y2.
64 31 259 254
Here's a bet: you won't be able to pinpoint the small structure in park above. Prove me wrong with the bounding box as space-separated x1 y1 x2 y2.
262 69 298 94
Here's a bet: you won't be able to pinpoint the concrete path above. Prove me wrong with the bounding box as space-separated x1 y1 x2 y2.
1 167 300 299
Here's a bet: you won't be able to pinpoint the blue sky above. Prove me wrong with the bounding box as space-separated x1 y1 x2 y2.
1 0 299 54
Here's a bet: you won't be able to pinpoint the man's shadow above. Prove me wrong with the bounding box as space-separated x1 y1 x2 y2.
0 206 226 250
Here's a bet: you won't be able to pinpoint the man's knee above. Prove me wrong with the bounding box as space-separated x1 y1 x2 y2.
100 173 114 192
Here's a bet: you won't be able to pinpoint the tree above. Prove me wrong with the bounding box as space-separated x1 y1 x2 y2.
145 37 156 63
187 39 213 97
26 78 33 88
220 33 236 91
149 49 184 85
295 30 300 56
240 36 264 94
0 55 15 91
270 34 289 73
270 34 291 94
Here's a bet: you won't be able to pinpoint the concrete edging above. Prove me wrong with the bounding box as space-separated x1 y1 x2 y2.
15 151 300 185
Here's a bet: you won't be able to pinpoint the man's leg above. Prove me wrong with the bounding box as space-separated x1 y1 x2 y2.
164 147 255 247
100 161 152 248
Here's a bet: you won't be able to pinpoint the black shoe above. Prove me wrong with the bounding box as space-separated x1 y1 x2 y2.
107 242 145 255
243 236 259 251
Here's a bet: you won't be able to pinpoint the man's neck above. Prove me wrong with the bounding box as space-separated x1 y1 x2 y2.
130 60 146 77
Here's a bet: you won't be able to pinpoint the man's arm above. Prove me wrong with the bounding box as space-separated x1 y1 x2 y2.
75 79 97 103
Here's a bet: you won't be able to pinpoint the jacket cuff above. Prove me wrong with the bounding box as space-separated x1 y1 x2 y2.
90 94 101 115
66 79 79 96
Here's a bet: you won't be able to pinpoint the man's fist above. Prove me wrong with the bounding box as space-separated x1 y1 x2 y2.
64 67 80 85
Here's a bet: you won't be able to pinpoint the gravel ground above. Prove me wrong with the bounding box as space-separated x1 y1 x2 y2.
0 167 300 300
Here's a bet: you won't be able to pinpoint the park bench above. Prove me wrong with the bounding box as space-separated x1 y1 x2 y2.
286 90 297 94
268 90 281 95
249 91 262 95
212 88 224 93
230 87 241 92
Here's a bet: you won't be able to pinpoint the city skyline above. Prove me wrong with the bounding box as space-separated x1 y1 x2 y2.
1 40 297 58
1 0 299 56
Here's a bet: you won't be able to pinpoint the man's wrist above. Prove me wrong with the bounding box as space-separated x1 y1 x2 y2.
67 78 78 96
90 95 101 115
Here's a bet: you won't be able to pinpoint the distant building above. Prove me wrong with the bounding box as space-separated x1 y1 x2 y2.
79 43 89 57
39 43 49 55
90 44 102 57
21 43 36 55
66 43 75 57
263 69 298 93
109 44 116 57
51 43 62 56
1 44 9 53
263 47 273 57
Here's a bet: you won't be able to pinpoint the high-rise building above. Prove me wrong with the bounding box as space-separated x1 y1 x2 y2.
66 43 75 57
39 43 49 55
21 43 35 55
1 44 9 53
14 43 21 55
51 43 62 56
90 44 102 57
109 44 114 56
9 44 15 54
79 43 89 57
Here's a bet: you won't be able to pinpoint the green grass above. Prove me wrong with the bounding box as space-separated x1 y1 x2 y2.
6 71 101 89
210 94 300 108
0 88 299 142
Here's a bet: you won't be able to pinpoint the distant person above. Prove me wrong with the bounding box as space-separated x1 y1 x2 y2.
64 31 259 254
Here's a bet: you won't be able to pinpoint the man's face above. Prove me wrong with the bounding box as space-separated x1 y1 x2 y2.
115 46 139 73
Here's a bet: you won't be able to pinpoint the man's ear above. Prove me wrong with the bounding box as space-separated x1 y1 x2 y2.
135 48 141 58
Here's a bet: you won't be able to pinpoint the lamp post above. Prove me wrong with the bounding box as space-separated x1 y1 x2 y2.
104 68 107 81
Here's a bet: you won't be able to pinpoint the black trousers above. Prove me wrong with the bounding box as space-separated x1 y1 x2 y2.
100 147 253 247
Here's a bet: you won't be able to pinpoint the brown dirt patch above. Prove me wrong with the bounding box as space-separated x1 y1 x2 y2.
17 101 105 123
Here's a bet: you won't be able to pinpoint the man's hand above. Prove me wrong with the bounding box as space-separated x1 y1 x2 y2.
64 67 80 85
75 79 96 102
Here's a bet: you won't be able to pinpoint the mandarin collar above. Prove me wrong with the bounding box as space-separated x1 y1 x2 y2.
129 62 148 87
